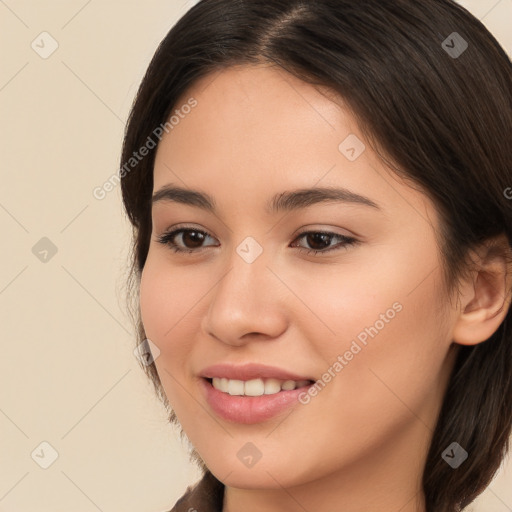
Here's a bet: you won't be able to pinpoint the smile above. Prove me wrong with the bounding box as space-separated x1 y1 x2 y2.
201 377 316 424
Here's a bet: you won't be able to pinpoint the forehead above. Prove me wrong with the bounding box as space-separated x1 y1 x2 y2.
184 63 345 120
151 64 438 231
153 65 362 184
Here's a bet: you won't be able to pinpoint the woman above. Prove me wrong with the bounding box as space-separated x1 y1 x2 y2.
120 1 512 510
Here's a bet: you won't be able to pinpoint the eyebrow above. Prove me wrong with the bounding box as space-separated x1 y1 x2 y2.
152 184 381 214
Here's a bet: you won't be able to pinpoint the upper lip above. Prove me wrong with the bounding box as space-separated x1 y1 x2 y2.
200 363 314 382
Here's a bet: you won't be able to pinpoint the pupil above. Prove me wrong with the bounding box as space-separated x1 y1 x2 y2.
308 233 330 250
184 231 204 248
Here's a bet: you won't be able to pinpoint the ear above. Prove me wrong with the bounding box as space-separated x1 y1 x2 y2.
452 234 512 346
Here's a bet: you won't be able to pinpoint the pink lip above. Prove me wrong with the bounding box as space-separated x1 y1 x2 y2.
199 363 315 424
200 378 313 424
200 363 314 381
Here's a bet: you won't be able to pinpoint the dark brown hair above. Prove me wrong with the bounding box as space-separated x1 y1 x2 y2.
120 1 512 510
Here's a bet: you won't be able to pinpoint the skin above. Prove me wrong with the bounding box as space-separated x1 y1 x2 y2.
139 64 511 512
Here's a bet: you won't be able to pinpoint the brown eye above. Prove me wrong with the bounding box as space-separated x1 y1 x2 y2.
291 231 359 255
157 228 218 253
157 227 359 256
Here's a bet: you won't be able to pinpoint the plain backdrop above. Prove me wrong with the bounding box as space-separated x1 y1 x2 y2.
0 0 511 510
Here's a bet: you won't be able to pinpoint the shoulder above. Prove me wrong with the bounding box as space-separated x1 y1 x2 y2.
164 471 225 512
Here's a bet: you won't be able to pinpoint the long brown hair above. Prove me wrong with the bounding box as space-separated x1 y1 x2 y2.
120 1 512 510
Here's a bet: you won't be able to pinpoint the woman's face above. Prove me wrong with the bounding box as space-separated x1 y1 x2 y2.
140 64 459 493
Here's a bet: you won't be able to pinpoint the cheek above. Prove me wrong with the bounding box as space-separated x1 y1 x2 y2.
139 259 168 340
301 249 451 420
139 254 206 365
320 283 449 439
139 256 195 408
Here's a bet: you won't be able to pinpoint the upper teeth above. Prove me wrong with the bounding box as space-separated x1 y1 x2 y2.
211 377 311 396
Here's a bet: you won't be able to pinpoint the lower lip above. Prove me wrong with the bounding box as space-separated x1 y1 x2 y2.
201 378 311 424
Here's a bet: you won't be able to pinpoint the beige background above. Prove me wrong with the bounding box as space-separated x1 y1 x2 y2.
0 0 511 510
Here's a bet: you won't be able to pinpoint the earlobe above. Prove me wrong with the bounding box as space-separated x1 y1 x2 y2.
451 236 512 347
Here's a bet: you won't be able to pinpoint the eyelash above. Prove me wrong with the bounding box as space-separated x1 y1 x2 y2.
156 226 359 256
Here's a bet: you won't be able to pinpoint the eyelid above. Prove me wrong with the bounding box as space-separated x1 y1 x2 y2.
290 224 357 239
162 222 356 240
157 223 215 239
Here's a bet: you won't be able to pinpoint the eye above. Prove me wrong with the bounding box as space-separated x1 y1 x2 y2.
156 226 359 256
156 227 218 254
290 231 359 255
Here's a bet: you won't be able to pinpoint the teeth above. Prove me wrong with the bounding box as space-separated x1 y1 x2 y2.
281 380 296 391
264 378 281 395
245 379 265 396
211 377 311 396
227 379 245 396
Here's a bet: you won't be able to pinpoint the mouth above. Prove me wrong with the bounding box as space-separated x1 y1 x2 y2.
200 375 316 424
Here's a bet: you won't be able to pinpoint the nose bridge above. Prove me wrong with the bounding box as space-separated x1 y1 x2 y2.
201 236 286 344
214 237 271 314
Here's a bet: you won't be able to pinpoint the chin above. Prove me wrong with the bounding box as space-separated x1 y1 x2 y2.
201 451 316 490
214 465 293 489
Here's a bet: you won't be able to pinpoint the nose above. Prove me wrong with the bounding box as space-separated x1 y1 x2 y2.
200 244 288 347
